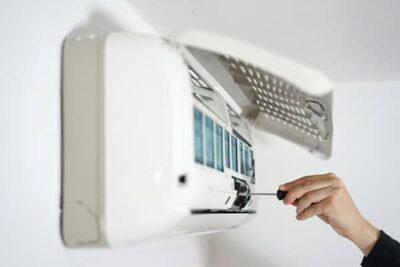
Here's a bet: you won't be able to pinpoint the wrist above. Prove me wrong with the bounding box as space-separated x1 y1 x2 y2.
347 218 379 256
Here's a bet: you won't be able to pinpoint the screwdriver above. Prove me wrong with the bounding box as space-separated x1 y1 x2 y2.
245 189 288 201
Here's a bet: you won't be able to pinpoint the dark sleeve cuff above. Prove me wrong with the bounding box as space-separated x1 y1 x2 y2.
361 230 400 266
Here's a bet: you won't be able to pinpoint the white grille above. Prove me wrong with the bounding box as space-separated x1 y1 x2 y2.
220 56 329 140
185 46 333 158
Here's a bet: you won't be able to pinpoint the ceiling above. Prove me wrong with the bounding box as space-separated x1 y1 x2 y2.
130 0 400 84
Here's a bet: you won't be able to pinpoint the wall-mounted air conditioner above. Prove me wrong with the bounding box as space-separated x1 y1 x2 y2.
61 32 333 247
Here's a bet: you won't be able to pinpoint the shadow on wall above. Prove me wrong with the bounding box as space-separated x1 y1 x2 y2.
66 9 131 37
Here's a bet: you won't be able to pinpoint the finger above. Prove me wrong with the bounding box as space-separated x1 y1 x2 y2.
283 175 338 205
296 198 331 221
296 187 338 215
318 215 329 224
279 173 334 191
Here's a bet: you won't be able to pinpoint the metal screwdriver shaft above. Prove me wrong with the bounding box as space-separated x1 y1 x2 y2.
247 193 276 196
246 190 287 201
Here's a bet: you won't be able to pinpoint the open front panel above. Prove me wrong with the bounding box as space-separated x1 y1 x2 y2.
185 46 333 158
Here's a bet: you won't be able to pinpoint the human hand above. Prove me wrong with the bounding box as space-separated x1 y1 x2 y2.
279 173 379 256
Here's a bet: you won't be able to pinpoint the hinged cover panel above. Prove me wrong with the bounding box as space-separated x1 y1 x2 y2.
178 31 333 157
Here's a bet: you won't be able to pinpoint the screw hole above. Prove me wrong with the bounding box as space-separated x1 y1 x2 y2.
178 175 187 185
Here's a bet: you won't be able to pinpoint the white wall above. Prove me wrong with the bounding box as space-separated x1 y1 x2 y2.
129 0 400 83
209 82 400 267
0 1 210 266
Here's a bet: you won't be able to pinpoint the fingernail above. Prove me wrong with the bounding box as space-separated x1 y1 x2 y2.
279 184 286 190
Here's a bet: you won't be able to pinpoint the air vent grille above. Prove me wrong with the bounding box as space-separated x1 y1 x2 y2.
218 55 332 156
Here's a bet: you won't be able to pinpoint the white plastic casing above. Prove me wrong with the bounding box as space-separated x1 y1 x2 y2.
62 32 256 247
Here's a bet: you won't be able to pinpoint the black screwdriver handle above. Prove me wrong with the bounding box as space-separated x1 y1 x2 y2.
276 189 288 201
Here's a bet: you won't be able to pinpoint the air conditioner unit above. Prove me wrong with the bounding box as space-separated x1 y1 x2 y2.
61 32 333 247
